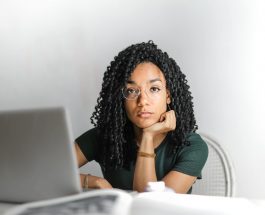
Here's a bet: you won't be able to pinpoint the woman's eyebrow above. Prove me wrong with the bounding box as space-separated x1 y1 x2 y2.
126 78 162 84
149 78 162 83
126 80 136 84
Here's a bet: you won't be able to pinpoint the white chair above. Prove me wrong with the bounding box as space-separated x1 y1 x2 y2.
192 133 235 197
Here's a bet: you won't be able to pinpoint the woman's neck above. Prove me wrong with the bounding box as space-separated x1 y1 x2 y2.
133 126 167 149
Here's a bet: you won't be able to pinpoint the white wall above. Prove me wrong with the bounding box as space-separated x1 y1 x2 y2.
0 0 264 198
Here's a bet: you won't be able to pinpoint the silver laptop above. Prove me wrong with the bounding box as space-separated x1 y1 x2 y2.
0 107 82 203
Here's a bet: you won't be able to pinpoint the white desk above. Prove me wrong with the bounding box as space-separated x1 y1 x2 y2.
253 200 265 212
0 196 265 215
130 193 265 215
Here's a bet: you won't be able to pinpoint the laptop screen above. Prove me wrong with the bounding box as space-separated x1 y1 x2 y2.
0 107 81 203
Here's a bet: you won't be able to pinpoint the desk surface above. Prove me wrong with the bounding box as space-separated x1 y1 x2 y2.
1 197 265 215
253 200 265 211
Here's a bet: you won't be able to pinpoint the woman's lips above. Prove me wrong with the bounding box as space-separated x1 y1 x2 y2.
137 112 153 118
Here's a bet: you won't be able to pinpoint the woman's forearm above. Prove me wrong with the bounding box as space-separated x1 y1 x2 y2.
133 135 157 192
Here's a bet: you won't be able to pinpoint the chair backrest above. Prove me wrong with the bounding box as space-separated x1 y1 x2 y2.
192 133 235 197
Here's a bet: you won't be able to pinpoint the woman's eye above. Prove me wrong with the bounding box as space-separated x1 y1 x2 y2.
150 87 161 93
126 88 137 94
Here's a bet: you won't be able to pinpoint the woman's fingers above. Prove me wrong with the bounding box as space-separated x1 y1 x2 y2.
163 110 176 131
143 110 176 136
159 112 166 122
169 110 176 130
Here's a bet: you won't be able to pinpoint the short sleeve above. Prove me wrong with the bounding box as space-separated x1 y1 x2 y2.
173 133 208 179
75 127 100 162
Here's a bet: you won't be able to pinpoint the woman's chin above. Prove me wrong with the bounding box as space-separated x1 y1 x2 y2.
134 120 157 129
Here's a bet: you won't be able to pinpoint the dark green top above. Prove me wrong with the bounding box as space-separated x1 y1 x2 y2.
76 128 208 193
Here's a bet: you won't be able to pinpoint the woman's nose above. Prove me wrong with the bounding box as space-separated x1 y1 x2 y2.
137 89 150 106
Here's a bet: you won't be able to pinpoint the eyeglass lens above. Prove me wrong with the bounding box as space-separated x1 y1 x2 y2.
123 82 164 100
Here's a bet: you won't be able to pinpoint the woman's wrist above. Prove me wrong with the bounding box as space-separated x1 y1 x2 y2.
81 174 112 189
139 133 155 151
80 174 91 188
81 174 100 189
83 174 91 188
142 130 155 140
138 151 156 158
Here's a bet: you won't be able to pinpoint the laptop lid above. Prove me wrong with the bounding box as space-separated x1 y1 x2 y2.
0 107 82 203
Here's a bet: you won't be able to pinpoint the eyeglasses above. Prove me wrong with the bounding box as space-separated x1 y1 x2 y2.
122 83 166 100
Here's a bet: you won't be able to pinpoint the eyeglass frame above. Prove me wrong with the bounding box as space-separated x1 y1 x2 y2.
121 83 167 100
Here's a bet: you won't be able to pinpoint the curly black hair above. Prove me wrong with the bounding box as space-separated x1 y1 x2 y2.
91 41 197 170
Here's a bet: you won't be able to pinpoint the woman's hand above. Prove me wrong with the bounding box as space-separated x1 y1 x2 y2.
133 110 176 192
81 174 113 189
92 176 113 189
143 110 176 138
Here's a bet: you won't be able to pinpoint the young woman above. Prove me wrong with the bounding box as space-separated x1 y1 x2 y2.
75 41 208 193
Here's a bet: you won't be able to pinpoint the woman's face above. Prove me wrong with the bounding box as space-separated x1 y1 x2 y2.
123 62 170 129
